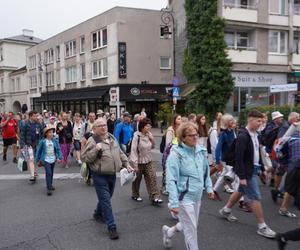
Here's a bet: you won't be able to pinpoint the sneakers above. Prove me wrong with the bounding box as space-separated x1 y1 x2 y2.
13 157 17 164
219 208 238 222
3 154 7 161
275 234 287 250
47 189 52 196
224 185 234 194
257 226 276 239
77 160 82 165
29 176 36 183
162 225 172 248
109 228 119 240
152 198 163 206
132 197 143 202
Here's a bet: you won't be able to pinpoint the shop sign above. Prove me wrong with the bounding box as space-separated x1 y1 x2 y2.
232 72 287 87
118 42 127 78
270 84 298 93
129 88 159 96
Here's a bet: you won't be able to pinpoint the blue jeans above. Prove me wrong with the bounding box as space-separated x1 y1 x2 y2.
44 161 55 189
91 172 116 230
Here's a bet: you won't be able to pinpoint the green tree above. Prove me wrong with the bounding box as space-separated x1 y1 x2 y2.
183 0 234 118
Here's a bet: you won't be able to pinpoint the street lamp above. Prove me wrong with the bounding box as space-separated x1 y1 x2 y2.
161 7 177 112
38 59 49 111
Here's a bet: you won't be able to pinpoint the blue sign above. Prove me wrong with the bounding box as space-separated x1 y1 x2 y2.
173 87 180 97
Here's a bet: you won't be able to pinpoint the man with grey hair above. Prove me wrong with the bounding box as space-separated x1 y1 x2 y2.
271 112 300 203
82 118 134 240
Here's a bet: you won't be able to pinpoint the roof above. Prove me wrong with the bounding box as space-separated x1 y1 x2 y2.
2 35 43 44
10 66 27 75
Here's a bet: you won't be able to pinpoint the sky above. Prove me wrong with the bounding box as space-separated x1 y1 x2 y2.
0 0 168 40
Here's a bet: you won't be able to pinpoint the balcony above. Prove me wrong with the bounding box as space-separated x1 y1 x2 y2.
227 47 257 63
222 2 258 23
268 55 288 65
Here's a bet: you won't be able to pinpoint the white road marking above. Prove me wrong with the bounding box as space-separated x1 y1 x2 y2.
0 172 163 180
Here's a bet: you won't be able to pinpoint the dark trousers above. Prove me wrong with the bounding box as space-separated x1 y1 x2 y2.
92 172 116 230
44 162 55 189
282 228 300 241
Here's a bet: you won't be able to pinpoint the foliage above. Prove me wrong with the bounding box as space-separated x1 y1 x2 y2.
183 0 234 120
238 105 300 126
155 102 173 125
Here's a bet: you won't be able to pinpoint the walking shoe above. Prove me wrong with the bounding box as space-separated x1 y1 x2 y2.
3 154 7 161
219 208 238 222
278 209 297 218
132 197 143 202
162 225 172 248
152 198 163 206
93 211 104 223
109 228 119 240
224 185 234 194
47 189 52 196
13 157 17 164
29 176 36 183
275 234 287 250
271 189 279 203
77 160 82 165
50 186 55 191
257 226 276 238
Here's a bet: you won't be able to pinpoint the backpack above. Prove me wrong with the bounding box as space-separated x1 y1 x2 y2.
160 134 166 153
260 125 280 149
222 138 237 168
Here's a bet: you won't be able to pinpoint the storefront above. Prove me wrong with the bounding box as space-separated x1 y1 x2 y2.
226 72 289 115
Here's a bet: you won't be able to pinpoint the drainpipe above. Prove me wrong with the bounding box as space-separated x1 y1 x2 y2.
288 0 294 73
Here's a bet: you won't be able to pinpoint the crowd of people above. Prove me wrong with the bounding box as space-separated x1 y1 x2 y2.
1 108 300 249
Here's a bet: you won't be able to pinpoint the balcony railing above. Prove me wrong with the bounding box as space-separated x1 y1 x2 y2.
223 2 257 10
228 46 256 51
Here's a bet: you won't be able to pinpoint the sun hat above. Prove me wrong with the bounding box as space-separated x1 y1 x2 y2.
43 125 55 137
272 111 284 121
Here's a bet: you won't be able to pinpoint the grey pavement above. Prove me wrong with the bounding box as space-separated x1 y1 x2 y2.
0 133 299 250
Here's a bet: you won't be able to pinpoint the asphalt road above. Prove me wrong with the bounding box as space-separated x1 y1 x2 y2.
0 132 299 250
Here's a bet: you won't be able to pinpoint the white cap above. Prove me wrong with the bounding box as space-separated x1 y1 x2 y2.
120 168 136 186
272 111 284 120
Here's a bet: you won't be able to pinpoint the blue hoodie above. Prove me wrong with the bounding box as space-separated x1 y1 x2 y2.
166 143 213 209
114 122 134 145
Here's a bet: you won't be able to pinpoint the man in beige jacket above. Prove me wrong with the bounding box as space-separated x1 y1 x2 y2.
82 118 133 240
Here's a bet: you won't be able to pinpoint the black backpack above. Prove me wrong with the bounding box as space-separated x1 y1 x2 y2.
260 126 280 149
160 134 166 153
223 139 237 168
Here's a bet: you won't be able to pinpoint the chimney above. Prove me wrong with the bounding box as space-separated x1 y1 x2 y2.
22 29 34 38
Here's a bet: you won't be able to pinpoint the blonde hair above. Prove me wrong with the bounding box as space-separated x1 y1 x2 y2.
221 114 234 129
176 122 198 143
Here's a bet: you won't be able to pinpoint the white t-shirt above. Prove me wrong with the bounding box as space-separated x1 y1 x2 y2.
246 127 260 166
73 122 82 140
45 139 56 164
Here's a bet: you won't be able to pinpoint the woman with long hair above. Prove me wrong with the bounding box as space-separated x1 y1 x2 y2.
196 114 209 148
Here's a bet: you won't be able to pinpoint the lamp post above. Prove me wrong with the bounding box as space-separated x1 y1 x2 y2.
161 7 177 112
38 59 49 111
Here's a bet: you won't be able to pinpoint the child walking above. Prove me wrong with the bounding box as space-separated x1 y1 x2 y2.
36 125 62 196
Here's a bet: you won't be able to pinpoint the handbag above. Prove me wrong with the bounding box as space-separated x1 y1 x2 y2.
80 162 89 178
17 157 28 172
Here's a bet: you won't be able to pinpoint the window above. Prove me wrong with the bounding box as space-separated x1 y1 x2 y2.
160 26 172 39
92 58 108 79
44 49 54 64
295 0 300 15
91 28 108 50
65 40 76 58
38 73 43 87
80 36 85 53
65 66 77 83
224 0 254 8
11 79 15 92
29 76 37 88
1 78 4 92
80 63 86 80
160 57 172 69
37 53 41 65
56 70 60 84
225 31 250 49
16 77 20 91
29 55 36 69
46 71 54 86
269 0 288 15
56 46 60 61
269 31 287 54
0 47 3 61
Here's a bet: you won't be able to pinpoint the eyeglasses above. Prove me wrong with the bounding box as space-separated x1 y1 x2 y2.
185 134 198 138
95 124 107 128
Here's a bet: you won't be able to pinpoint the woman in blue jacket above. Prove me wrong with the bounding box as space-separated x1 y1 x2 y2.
162 122 214 250
36 125 62 196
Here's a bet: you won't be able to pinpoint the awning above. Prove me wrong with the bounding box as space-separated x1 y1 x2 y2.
180 84 197 97
38 86 109 102
119 84 171 101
